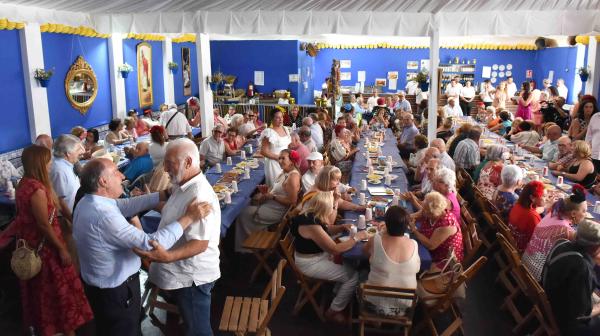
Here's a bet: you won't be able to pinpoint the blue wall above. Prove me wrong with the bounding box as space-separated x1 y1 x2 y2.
297 47 315 105
534 47 579 103
210 40 300 102
41 33 113 136
123 39 165 112
0 30 30 153
172 42 199 105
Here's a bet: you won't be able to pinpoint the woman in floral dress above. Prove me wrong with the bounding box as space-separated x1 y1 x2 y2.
476 145 508 199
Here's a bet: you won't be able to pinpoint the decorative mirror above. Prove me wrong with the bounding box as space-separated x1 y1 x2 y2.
65 56 98 115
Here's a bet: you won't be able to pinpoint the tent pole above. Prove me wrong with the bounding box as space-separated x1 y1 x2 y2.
196 33 214 137
427 17 440 142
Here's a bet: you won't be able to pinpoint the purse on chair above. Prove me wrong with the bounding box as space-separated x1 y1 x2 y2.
10 209 55 280
417 248 465 299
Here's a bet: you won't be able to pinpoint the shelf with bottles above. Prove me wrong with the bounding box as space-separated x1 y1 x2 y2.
440 73 475 84
439 64 476 73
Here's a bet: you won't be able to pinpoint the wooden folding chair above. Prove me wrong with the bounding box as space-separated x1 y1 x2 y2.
279 232 334 321
416 256 488 336
460 207 483 268
242 211 291 282
492 215 520 295
219 260 287 335
357 284 417 336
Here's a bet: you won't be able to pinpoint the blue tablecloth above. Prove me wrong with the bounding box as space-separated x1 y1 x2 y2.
342 129 432 271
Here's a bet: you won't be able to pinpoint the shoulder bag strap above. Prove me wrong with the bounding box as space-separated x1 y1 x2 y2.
165 111 181 130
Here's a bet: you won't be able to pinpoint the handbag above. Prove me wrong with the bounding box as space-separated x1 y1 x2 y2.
417 248 465 299
10 209 55 280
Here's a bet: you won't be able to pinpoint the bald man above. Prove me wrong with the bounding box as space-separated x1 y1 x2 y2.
123 142 153 181
35 134 53 150
549 136 576 171
523 124 562 161
431 138 456 171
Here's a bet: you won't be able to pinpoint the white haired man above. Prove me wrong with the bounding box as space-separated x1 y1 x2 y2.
199 124 225 168
137 138 221 336
50 134 84 211
160 104 193 139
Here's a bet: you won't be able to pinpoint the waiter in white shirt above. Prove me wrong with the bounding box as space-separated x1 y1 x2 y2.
160 104 193 140
506 76 518 98
459 80 476 116
445 77 462 99
443 98 463 118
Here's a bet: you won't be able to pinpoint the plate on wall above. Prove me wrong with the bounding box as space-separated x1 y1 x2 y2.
506 64 513 70
491 78 497 83
499 71 505 78
492 64 499 70
506 70 512 76
491 71 498 77
499 65 506 71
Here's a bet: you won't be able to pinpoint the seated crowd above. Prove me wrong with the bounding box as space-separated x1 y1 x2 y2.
3 87 600 336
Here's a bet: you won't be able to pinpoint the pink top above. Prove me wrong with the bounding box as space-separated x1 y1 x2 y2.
521 214 574 281
447 191 461 223
419 210 464 268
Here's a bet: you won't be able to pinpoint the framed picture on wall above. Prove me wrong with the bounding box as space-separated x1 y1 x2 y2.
375 78 387 87
182 47 192 96
137 42 153 107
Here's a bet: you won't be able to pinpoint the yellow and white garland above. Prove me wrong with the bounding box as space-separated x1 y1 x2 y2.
125 33 165 41
172 33 196 43
316 42 538 50
40 23 109 38
0 18 25 30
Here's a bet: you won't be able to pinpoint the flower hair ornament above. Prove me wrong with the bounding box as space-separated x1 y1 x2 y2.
570 184 587 204
288 149 301 166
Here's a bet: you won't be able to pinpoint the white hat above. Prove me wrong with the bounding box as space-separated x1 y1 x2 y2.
307 152 323 161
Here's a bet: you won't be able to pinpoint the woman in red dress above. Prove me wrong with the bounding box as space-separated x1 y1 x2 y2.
13 145 93 336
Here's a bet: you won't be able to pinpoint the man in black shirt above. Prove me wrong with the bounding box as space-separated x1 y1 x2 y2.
542 219 600 335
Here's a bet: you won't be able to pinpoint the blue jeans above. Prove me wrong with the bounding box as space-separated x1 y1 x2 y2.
171 281 216 336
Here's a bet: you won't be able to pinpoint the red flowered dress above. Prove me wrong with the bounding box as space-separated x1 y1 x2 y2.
476 162 503 200
13 178 93 336
419 210 464 268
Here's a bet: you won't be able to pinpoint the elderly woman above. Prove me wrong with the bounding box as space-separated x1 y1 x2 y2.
492 165 523 222
50 135 84 212
508 181 546 252
363 206 420 317
329 126 359 175
447 122 473 158
149 125 168 166
290 191 367 323
127 110 149 136
235 149 300 252
224 127 242 156
369 107 390 128
13 145 93 336
409 191 464 268
70 126 87 141
408 134 429 169
405 166 460 222
260 110 291 187
510 120 540 146
475 144 508 198
522 184 587 281
105 118 132 145
552 140 596 188
82 128 102 159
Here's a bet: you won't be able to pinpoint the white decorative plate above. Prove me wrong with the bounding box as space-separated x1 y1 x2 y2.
506 64 513 70
499 65 506 71
492 64 499 70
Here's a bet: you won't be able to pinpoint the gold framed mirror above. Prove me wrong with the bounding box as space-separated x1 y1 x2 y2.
65 56 98 115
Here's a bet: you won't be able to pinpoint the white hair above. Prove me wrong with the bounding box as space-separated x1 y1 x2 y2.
167 138 200 168
501 164 523 187
53 134 81 158
434 166 456 193
230 114 244 128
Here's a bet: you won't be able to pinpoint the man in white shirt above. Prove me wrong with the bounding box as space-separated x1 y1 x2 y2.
50 134 84 212
366 91 379 112
445 77 462 99
405 80 419 95
141 139 221 336
443 97 463 118
160 104 192 139
586 111 600 172
301 152 324 192
556 78 568 99
506 76 518 97
542 79 552 96
303 116 323 151
198 124 225 168
394 91 412 113
430 138 456 171
298 126 317 153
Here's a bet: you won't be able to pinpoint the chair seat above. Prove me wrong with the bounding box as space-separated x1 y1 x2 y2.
243 230 279 250
220 296 269 333
359 309 413 324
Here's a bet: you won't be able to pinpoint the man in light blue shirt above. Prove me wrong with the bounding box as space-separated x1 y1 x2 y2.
73 158 209 336
123 142 153 182
50 134 84 212
394 92 412 113
398 113 420 159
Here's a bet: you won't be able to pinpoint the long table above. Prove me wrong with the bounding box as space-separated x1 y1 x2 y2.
342 129 432 272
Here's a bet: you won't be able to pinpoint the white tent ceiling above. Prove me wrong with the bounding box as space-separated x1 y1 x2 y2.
1 0 600 37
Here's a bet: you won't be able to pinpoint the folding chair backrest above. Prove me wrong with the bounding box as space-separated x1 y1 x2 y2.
517 264 560 335
279 232 307 284
460 208 483 267
257 259 287 335
494 215 518 250
360 284 418 319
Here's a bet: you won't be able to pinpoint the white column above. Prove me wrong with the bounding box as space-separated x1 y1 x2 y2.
19 23 51 141
108 33 127 119
163 37 175 105
586 37 600 97
427 18 440 142
196 33 214 137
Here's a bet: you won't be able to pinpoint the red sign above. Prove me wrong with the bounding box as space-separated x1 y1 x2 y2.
526 70 533 79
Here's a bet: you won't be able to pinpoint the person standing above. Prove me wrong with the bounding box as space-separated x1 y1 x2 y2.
73 158 209 336
459 80 476 116
516 81 534 121
13 145 93 336
261 110 292 187
50 135 84 212
160 104 193 140
138 139 221 336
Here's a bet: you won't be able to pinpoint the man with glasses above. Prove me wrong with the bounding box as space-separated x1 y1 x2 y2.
549 136 575 171
397 113 420 160
239 111 262 138
199 124 225 168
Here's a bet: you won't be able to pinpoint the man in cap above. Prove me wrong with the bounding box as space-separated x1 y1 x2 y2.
199 124 225 168
542 219 600 335
301 152 324 192
160 103 193 139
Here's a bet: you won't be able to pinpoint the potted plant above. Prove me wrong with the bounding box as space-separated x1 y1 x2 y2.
118 63 133 78
210 71 224 91
168 61 178 74
413 69 429 92
578 66 590 82
34 68 53 87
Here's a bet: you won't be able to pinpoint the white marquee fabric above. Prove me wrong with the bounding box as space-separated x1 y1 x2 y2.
1 0 600 37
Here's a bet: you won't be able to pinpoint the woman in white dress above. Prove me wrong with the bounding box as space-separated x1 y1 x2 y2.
260 110 291 187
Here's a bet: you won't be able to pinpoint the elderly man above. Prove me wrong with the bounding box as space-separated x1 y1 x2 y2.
523 124 562 161
453 128 481 173
420 158 440 194
298 126 317 153
431 138 456 171
414 147 440 183
549 136 576 171
397 113 420 159
123 142 153 182
303 116 323 151
301 152 324 192
50 134 84 212
133 139 221 336
73 158 208 336
443 97 463 118
35 134 53 150
160 104 193 139
394 92 412 113
288 132 310 174
199 124 226 168
543 219 600 335
286 105 303 129
238 111 257 138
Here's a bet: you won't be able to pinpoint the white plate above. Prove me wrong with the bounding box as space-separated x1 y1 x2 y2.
368 179 382 185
